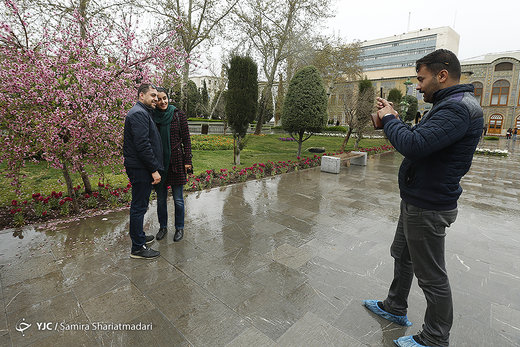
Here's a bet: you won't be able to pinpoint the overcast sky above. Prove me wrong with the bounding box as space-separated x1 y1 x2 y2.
326 0 519 60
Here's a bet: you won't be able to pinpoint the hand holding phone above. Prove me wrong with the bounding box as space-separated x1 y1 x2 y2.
372 97 398 129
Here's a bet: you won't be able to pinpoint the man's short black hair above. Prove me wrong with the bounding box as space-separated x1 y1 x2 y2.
137 83 157 97
416 49 461 80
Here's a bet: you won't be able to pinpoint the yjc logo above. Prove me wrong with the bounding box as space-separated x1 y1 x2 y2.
36 322 54 330
15 318 31 336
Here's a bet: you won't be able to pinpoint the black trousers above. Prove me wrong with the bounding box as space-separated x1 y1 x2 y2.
383 200 458 347
126 167 153 253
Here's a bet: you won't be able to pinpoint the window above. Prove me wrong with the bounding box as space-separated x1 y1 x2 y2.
472 82 483 105
516 115 520 129
494 62 513 71
488 114 503 134
490 80 509 106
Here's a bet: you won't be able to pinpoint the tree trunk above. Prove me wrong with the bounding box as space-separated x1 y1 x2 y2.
297 131 303 157
78 164 92 193
234 134 241 165
340 128 353 152
355 133 361 149
79 0 88 39
61 161 79 212
181 61 190 110
209 88 223 119
254 94 268 135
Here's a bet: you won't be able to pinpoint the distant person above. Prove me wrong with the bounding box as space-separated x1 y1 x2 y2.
513 127 518 141
336 120 340 126
415 111 421 124
153 87 193 243
483 123 487 136
506 127 512 139
365 49 483 347
123 83 163 259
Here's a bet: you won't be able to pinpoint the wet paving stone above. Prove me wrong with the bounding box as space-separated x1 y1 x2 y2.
235 287 304 341
1 138 519 346
81 283 154 323
95 308 189 347
3 270 69 314
224 326 276 347
277 311 363 346
174 298 249 346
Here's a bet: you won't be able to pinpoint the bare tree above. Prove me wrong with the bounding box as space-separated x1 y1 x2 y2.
234 0 333 135
310 36 362 101
136 0 239 109
338 82 376 151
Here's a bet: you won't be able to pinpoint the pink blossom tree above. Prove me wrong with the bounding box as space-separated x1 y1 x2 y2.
0 0 187 210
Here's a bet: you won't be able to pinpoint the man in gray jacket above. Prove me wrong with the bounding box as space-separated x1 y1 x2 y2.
123 83 163 259
363 50 483 347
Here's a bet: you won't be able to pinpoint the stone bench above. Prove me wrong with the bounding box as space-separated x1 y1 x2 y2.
320 151 367 174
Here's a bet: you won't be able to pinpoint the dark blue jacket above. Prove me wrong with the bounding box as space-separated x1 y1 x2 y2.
123 102 164 173
382 84 483 210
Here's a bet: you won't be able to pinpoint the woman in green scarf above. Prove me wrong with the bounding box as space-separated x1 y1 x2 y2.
153 87 193 242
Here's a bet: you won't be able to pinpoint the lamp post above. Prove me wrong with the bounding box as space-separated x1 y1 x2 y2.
400 78 413 121
403 77 413 96
400 98 409 120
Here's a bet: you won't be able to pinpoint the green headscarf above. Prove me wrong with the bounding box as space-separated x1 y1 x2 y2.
153 105 176 186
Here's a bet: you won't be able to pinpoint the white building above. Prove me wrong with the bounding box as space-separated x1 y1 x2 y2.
360 26 460 80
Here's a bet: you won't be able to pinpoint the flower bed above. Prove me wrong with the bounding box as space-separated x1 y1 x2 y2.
191 135 234 150
1 145 394 229
474 148 508 157
2 183 132 229
278 137 296 141
357 144 395 155
185 145 394 191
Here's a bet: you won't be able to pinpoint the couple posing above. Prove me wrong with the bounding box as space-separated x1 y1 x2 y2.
123 84 192 260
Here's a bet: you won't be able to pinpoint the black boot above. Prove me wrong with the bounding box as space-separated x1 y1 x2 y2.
173 229 183 242
156 227 168 241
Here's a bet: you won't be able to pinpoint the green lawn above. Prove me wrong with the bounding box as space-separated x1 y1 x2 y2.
1 134 389 206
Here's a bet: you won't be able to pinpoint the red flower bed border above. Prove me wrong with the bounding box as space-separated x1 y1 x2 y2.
1 145 393 230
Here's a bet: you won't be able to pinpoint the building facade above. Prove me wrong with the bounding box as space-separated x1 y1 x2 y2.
330 27 520 135
328 27 461 124
190 75 226 101
461 52 520 135
359 27 459 72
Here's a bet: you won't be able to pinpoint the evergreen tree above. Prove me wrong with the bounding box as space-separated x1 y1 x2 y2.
282 66 328 157
201 79 210 118
402 95 418 123
226 55 258 164
185 80 201 118
387 88 403 113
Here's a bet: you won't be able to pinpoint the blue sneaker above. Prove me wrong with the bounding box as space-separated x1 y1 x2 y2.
394 335 431 346
363 300 412 326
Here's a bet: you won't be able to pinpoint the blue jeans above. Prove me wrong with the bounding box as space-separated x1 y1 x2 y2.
383 200 458 347
125 167 153 253
155 183 184 230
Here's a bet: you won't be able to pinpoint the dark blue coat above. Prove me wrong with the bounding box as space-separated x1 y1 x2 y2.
123 102 164 173
382 84 483 210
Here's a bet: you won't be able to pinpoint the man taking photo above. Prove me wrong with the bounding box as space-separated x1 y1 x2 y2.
363 49 483 347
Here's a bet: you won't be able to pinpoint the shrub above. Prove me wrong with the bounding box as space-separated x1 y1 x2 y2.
282 66 328 157
323 126 347 133
191 135 234 150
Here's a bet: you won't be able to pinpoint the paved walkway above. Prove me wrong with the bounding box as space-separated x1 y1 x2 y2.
1 138 519 347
